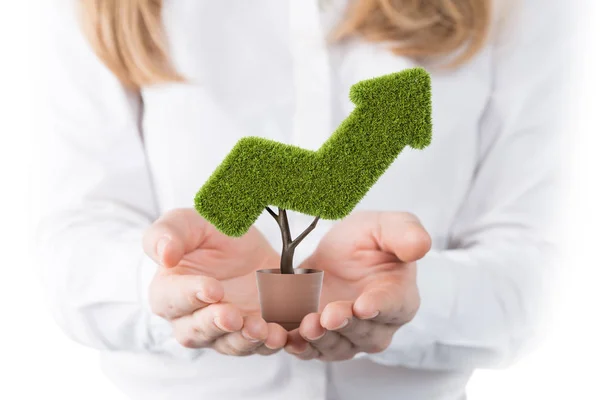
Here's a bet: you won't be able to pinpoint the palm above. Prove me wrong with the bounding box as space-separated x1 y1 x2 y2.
284 212 429 361
300 212 417 310
167 225 279 316
320 247 409 310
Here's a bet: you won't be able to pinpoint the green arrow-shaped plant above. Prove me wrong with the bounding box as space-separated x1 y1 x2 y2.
195 67 432 274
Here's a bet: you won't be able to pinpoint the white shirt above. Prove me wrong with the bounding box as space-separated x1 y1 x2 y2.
36 0 573 399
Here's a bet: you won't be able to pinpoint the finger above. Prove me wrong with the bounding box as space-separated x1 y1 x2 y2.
302 329 355 362
376 212 432 262
212 315 269 356
334 317 394 354
149 273 224 320
285 329 320 360
172 303 243 348
143 208 213 267
295 310 356 362
264 323 288 351
320 301 354 331
320 300 395 354
256 323 288 356
353 280 420 326
297 313 326 342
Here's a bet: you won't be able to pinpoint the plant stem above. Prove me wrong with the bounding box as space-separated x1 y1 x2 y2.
265 206 278 220
277 209 295 274
290 216 320 250
265 207 320 275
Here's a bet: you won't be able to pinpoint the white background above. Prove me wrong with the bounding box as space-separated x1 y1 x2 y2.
1 1 597 399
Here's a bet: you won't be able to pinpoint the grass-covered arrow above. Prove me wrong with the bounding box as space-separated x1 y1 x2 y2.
194 67 432 273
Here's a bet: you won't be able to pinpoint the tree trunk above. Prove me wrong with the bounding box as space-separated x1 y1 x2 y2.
280 246 295 275
265 207 320 275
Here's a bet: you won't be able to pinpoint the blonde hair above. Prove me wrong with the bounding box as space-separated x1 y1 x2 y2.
80 0 491 88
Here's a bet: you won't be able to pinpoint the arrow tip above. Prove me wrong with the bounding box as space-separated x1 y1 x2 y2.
349 67 432 150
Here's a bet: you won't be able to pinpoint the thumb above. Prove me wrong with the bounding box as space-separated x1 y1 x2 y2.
143 208 213 267
372 212 432 263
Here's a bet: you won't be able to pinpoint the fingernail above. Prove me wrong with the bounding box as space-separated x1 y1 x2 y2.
265 341 279 350
331 319 350 330
213 317 235 333
196 288 218 303
307 331 326 341
241 330 261 343
156 236 170 260
362 311 380 320
288 343 307 354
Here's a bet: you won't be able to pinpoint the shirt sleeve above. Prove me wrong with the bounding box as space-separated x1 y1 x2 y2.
367 0 575 370
35 2 198 358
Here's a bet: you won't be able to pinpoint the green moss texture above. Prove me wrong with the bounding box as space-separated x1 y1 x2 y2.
195 67 432 236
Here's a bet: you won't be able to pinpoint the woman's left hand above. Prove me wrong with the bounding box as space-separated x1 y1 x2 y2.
285 211 431 361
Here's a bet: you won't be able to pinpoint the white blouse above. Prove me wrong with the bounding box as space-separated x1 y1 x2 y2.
37 0 573 399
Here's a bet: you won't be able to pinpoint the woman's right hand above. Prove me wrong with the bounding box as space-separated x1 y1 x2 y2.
143 208 287 356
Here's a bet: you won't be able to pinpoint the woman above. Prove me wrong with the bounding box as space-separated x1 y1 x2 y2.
37 0 571 399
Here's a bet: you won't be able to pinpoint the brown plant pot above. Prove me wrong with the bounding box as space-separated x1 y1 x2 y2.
256 269 324 331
